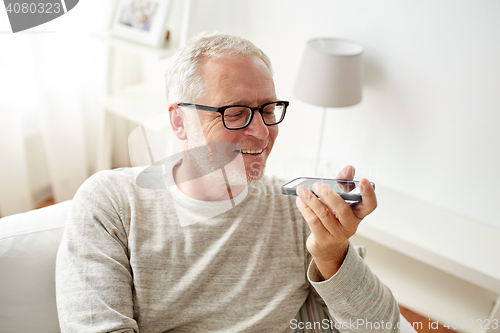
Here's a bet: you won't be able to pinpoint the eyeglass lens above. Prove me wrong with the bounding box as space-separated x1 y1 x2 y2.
223 102 286 129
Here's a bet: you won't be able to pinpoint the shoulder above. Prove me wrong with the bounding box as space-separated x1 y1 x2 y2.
72 167 164 212
85 167 135 185
74 168 136 199
68 167 163 231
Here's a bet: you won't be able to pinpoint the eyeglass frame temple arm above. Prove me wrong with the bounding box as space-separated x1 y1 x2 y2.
177 103 220 113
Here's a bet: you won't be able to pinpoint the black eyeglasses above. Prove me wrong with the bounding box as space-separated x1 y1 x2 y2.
177 101 288 130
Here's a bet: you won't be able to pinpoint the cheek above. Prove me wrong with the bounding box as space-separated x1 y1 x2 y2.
268 126 279 148
201 117 225 138
204 122 240 144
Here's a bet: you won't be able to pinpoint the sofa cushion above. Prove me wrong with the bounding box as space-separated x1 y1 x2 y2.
0 200 71 333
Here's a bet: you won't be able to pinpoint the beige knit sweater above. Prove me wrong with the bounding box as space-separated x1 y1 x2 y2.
56 166 399 333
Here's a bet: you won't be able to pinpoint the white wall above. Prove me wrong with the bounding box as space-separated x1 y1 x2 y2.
179 0 500 230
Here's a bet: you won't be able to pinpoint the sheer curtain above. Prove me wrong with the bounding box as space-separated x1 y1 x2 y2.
0 1 108 217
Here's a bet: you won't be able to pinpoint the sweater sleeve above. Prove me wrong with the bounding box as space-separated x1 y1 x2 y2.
308 242 400 333
55 172 139 333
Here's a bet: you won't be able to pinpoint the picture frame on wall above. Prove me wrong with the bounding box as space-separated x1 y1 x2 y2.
110 0 171 48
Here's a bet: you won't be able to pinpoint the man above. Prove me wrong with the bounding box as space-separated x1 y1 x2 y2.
56 32 400 332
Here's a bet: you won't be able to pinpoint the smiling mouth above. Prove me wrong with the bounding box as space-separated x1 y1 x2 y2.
235 148 264 155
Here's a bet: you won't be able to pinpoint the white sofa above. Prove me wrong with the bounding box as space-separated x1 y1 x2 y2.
0 201 71 333
0 201 416 333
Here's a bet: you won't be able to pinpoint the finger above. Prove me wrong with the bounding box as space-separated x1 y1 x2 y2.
313 182 360 233
300 183 356 240
336 165 355 180
295 194 333 243
337 179 356 193
297 186 337 230
350 178 378 218
299 184 338 222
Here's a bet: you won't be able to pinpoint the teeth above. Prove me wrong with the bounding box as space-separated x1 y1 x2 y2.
241 149 263 154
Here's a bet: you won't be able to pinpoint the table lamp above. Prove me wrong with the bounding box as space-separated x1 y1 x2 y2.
293 38 363 175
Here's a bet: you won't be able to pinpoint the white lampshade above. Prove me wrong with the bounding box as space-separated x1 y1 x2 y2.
294 38 363 107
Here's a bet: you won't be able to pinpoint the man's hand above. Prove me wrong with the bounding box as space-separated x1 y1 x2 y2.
295 165 377 280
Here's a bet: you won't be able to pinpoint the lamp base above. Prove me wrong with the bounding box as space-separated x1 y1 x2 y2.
313 107 327 177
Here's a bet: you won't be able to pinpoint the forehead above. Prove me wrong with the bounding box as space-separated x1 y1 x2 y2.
198 55 276 105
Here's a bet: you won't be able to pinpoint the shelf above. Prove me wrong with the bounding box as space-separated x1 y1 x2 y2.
349 185 500 332
351 234 496 333
357 185 500 294
91 32 177 59
104 82 168 125
95 0 191 172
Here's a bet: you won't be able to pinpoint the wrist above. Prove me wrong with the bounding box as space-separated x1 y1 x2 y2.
313 242 349 280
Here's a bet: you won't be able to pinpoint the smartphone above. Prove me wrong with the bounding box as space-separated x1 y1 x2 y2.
281 177 375 202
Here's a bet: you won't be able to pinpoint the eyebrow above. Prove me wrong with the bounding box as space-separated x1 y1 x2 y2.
222 98 278 106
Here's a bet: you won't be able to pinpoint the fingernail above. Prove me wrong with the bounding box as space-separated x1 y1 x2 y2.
359 184 365 194
297 185 305 195
313 182 321 192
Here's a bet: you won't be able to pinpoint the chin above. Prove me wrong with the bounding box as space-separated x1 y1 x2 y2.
223 167 262 184
246 175 262 183
245 162 266 183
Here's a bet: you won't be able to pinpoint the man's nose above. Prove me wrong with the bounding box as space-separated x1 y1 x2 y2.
244 111 269 139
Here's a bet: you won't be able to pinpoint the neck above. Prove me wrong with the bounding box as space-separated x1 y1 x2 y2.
173 159 247 201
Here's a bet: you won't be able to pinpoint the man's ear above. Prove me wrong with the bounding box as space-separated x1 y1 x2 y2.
169 103 187 140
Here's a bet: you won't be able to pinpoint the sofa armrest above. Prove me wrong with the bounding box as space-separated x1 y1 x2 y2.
0 200 72 333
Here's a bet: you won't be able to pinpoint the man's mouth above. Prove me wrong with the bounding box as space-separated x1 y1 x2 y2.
241 149 263 155
235 148 265 155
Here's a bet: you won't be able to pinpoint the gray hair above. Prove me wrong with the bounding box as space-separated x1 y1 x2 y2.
165 32 273 104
